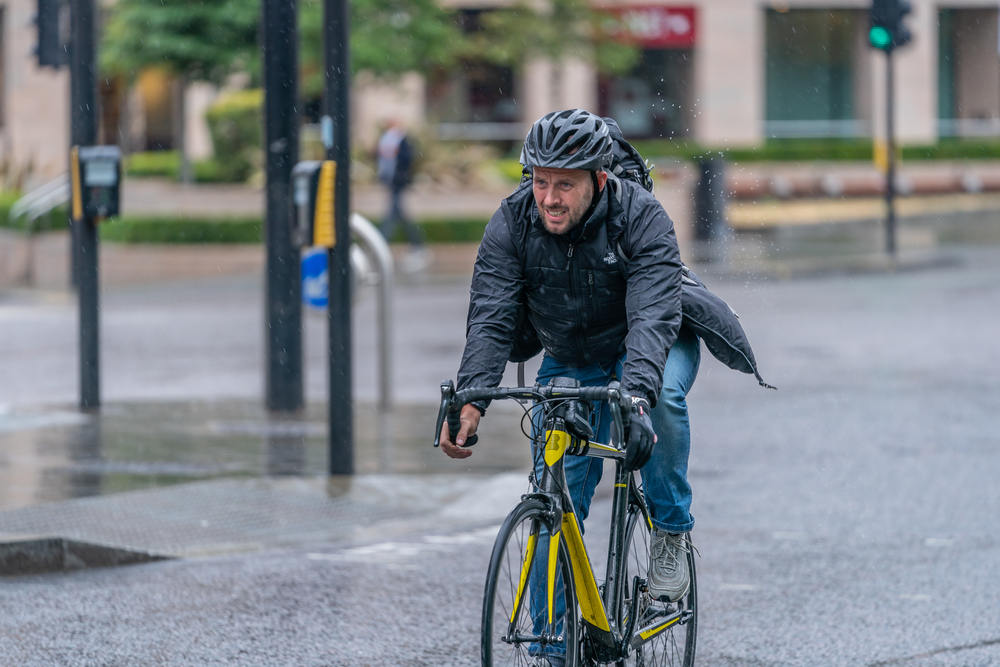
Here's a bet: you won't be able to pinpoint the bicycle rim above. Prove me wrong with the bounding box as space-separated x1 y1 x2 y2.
482 499 579 666
618 506 697 666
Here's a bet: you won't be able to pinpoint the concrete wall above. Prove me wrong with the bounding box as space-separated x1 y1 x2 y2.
1 0 70 187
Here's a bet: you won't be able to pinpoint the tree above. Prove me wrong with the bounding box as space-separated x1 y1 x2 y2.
101 0 465 176
298 0 463 98
101 0 259 182
468 0 639 106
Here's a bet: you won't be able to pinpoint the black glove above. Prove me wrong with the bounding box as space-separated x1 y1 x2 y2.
624 397 655 471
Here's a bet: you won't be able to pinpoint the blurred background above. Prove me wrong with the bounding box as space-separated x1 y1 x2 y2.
3 0 1000 227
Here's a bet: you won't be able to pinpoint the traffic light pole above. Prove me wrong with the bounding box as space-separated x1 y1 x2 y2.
324 0 354 475
262 0 304 412
884 49 897 259
70 0 99 409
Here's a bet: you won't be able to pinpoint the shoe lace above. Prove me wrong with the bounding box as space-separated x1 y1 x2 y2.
652 531 689 575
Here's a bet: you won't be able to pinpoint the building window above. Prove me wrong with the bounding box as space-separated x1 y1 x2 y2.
599 49 693 139
597 5 696 140
0 7 6 130
428 9 519 141
938 8 1000 137
764 9 865 138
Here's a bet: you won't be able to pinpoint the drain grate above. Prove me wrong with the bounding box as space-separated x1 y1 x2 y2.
0 536 170 576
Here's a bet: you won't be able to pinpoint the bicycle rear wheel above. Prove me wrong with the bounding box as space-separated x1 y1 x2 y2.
482 498 579 666
619 500 697 666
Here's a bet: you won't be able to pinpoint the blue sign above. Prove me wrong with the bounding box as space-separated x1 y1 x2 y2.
301 248 328 309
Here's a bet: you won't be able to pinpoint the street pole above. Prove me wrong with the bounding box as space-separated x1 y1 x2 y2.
70 0 99 409
262 0 303 412
884 49 897 259
324 0 353 475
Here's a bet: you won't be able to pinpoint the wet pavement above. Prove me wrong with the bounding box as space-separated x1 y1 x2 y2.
2 180 1000 662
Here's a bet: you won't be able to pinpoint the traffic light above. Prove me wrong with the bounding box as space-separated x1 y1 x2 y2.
35 0 67 68
869 0 912 52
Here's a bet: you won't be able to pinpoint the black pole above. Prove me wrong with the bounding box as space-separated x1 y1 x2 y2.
70 0 99 409
262 0 303 412
324 0 353 475
885 49 897 258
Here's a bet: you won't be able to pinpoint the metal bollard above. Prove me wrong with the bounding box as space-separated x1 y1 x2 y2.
693 157 729 262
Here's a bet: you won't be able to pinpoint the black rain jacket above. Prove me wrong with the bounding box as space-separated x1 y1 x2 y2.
456 178 683 406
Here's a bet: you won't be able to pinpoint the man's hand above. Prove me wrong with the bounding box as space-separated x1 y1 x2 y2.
439 404 482 459
624 397 657 471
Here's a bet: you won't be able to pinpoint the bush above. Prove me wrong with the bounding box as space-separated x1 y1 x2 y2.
631 137 1000 163
0 190 69 233
125 151 181 178
204 89 263 183
94 214 488 245
99 216 262 244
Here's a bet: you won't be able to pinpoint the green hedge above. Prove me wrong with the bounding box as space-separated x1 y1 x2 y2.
125 150 242 184
93 215 488 245
99 216 263 244
630 137 1000 163
0 191 69 233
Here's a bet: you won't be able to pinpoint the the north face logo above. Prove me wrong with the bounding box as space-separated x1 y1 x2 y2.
603 251 618 265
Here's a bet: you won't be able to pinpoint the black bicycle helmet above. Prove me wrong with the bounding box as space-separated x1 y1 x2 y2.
520 109 613 171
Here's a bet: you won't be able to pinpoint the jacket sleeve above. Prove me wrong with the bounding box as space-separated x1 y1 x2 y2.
619 194 683 406
455 207 524 404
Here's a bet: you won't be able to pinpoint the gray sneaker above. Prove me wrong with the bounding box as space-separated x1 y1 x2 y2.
648 528 690 602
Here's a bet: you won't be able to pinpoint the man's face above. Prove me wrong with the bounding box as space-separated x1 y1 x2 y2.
532 167 607 235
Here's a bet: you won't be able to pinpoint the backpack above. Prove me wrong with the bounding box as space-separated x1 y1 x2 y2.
510 117 773 389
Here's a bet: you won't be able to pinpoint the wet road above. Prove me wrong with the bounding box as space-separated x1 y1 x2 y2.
2 230 1000 663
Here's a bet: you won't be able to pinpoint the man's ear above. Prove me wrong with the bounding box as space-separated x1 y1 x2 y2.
595 170 608 192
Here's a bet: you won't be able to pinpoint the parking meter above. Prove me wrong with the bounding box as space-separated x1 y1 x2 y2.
70 145 122 220
292 160 336 247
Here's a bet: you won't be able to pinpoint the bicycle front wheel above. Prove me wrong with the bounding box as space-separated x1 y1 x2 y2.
482 498 579 666
619 501 697 666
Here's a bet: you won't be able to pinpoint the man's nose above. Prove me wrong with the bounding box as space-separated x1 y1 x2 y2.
541 189 561 206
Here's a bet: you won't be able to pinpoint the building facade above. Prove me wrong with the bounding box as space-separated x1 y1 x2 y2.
3 0 1000 185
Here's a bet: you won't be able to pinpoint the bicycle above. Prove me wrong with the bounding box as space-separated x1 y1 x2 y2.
434 379 697 666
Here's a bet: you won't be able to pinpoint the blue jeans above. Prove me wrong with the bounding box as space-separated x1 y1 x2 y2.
526 329 701 659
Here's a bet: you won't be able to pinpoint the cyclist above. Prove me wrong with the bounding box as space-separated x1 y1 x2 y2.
438 108 697 625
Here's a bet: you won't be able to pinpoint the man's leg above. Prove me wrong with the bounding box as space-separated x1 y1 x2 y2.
380 185 401 242
641 328 700 601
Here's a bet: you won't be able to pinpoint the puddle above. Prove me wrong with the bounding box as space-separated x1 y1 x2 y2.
0 400 530 511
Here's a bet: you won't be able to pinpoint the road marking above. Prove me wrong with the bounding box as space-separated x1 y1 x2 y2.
923 537 954 548
719 583 759 592
307 525 499 564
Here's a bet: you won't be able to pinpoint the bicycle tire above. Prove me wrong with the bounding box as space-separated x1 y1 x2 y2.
482 498 579 666
618 499 697 666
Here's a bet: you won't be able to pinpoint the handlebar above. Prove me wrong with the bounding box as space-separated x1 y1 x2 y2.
433 379 633 448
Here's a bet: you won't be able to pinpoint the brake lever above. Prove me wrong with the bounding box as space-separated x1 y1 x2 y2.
433 380 454 448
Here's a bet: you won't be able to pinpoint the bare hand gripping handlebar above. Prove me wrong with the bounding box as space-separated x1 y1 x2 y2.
433 379 633 448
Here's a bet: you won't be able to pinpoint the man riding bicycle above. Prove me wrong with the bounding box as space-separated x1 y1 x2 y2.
439 108 700 616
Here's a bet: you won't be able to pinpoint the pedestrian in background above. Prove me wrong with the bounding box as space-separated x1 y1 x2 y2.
376 119 429 272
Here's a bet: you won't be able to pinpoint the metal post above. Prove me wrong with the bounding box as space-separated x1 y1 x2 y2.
693 156 728 263
884 49 897 259
70 0 99 409
262 0 303 412
350 213 393 412
324 0 353 475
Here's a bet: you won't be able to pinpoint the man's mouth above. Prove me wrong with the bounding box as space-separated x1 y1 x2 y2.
544 207 566 221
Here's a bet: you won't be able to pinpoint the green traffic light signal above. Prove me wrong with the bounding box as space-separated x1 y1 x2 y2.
869 25 892 50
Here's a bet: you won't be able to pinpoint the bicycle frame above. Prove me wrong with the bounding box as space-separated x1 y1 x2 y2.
435 380 691 661
527 414 632 655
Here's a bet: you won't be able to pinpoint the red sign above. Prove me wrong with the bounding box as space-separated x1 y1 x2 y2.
606 6 697 48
